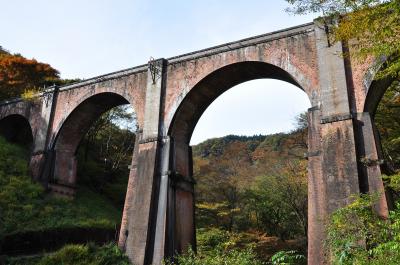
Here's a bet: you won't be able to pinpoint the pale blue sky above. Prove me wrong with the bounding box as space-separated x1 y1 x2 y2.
0 0 317 144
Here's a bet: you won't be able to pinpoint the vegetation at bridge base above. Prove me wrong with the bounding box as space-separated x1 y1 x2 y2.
188 113 309 263
324 80 400 265
164 247 265 265
0 135 122 256
326 194 400 265
5 243 130 265
163 228 306 265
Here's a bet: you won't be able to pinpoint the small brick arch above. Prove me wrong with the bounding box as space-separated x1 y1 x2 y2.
49 92 134 189
0 114 33 147
362 57 398 115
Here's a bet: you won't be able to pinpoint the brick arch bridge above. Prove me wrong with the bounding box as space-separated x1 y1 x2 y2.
0 21 391 265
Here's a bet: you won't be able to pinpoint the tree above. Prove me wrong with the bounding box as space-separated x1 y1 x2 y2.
76 105 137 207
286 0 400 79
244 159 308 240
0 48 60 100
375 80 400 170
195 141 254 231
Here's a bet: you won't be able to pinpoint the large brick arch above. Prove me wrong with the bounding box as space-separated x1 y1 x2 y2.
167 61 311 144
163 30 320 132
51 92 134 148
163 61 312 259
49 92 133 190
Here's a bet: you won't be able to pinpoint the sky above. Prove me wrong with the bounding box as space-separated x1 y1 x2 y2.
0 0 317 144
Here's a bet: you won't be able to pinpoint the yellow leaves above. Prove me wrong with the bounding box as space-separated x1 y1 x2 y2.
21 87 40 102
197 201 228 211
197 202 241 215
335 2 400 78
383 173 400 191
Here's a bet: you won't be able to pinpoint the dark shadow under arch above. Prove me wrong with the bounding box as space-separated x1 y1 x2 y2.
0 114 33 148
364 77 396 116
362 59 399 209
364 55 399 116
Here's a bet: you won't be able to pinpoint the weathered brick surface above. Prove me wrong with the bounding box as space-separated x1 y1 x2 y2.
164 25 319 139
51 73 147 146
0 21 392 265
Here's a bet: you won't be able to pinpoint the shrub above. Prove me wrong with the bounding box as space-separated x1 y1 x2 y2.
327 194 400 265
36 243 130 265
0 136 120 237
164 247 265 265
196 228 231 251
270 250 306 265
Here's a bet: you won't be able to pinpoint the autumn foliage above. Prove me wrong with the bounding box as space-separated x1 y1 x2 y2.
193 128 308 240
0 46 60 100
286 0 400 79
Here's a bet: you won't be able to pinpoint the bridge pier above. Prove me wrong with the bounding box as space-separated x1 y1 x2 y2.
54 149 78 186
169 140 196 255
122 58 197 265
307 109 364 264
354 112 388 216
118 131 141 249
124 59 169 265
46 149 78 196
29 152 46 182
307 21 388 264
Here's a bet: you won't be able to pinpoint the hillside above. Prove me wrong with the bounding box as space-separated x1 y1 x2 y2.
192 129 308 261
0 125 308 263
0 136 125 263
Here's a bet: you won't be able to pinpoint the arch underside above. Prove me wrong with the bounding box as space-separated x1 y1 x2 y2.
363 55 400 115
364 77 396 116
169 61 306 143
0 114 33 147
51 92 131 186
54 93 130 153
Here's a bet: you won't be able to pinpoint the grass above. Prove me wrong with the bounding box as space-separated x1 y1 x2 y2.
5 243 130 265
1 179 122 237
0 136 122 237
